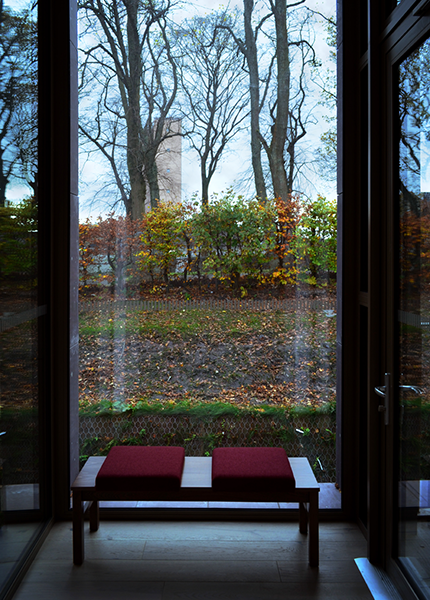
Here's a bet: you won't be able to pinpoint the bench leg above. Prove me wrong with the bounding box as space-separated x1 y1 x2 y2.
89 500 99 532
308 490 319 568
299 501 308 534
72 490 84 566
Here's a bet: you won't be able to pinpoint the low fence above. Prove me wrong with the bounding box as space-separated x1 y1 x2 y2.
79 296 337 314
79 411 338 483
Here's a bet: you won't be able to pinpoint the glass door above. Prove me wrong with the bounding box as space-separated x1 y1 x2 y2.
0 0 50 597
395 35 430 598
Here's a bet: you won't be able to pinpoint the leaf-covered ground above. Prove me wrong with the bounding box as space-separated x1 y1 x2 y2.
0 320 39 408
78 305 337 411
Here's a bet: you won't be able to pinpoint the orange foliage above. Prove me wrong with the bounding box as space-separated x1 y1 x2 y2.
79 214 143 293
269 195 301 285
400 208 430 289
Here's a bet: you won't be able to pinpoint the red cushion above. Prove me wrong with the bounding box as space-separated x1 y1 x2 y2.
212 447 295 492
96 446 185 491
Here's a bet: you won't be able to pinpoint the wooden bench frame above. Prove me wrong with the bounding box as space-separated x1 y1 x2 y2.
71 455 320 567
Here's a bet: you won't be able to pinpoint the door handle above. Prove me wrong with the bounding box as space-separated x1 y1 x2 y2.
375 385 424 396
374 378 424 426
374 373 390 426
374 386 387 398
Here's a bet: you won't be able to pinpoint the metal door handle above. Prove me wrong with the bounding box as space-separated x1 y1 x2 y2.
374 373 390 425
375 386 386 398
374 385 424 397
374 378 424 426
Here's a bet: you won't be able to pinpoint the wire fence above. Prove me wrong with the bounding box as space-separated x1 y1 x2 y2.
79 296 337 314
79 411 338 483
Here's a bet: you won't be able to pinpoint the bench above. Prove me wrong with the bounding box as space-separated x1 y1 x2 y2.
71 448 320 567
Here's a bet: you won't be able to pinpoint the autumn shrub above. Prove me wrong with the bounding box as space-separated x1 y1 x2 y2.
0 197 38 285
177 200 200 282
400 206 430 293
138 200 188 284
293 195 337 287
79 218 100 289
79 214 143 294
266 195 301 286
78 193 338 291
191 189 275 288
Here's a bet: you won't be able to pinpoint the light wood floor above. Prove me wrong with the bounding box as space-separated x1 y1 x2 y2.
13 520 373 600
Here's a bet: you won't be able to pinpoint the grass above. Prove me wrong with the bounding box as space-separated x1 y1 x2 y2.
78 303 337 411
78 397 337 419
79 307 296 339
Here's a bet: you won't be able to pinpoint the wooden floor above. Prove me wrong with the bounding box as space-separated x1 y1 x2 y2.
13 520 373 600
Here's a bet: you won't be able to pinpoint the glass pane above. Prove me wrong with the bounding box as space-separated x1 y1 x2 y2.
0 0 43 593
78 0 339 508
397 38 430 597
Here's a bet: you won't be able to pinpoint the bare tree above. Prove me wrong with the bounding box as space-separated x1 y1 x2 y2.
284 11 320 193
0 4 37 206
312 15 336 185
176 9 248 205
79 0 179 218
399 42 430 207
78 0 333 214
218 0 322 201
260 0 293 202
217 0 269 200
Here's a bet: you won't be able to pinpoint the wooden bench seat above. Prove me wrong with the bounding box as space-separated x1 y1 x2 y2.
71 455 320 567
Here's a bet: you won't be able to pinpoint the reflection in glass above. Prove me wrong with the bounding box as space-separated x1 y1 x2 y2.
0 0 42 595
77 0 339 509
398 38 430 597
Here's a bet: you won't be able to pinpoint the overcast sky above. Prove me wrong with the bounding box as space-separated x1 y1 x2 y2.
4 0 337 217
77 0 336 219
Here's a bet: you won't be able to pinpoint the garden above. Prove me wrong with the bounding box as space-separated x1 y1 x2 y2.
77 192 339 482
0 193 340 485
3 193 430 486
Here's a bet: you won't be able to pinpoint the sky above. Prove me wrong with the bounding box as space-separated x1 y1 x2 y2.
4 0 337 217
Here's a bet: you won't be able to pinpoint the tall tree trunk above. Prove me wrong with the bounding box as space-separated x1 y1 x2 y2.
267 0 289 202
243 0 267 201
286 137 295 195
128 149 146 219
125 0 146 219
201 166 210 205
0 161 7 206
145 149 160 209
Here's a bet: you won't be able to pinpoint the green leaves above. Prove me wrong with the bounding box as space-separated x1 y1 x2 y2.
139 200 188 284
191 190 275 286
293 195 337 287
0 197 38 281
79 192 337 291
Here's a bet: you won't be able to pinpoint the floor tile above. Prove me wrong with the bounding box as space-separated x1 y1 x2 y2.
142 540 307 561
11 521 373 600
277 559 367 583
13 580 164 600
84 521 301 543
161 581 373 600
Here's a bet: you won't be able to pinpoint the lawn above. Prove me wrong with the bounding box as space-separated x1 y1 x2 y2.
78 301 337 412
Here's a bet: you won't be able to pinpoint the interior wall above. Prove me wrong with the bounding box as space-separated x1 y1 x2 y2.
47 0 79 519
336 0 362 520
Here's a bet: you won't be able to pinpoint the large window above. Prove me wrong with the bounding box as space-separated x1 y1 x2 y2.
0 0 48 596
77 0 339 507
396 36 430 596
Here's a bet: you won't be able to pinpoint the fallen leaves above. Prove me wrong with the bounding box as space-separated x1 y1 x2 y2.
78 304 337 411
